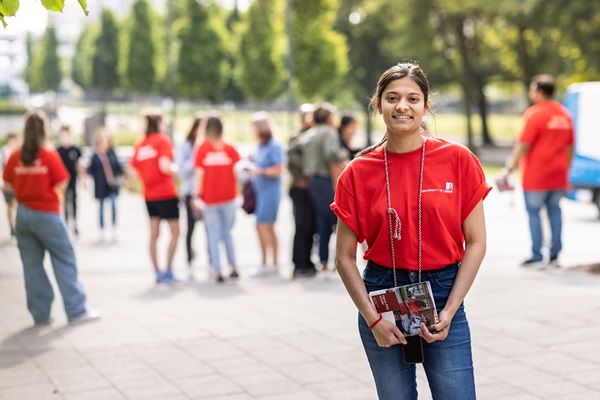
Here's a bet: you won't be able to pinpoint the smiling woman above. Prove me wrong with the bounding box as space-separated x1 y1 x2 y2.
331 62 492 400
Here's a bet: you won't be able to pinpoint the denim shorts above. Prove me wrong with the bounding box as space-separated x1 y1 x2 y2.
359 261 476 400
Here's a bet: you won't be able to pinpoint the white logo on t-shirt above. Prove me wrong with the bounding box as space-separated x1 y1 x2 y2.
422 181 454 194
203 151 232 166
136 145 158 161
15 159 48 175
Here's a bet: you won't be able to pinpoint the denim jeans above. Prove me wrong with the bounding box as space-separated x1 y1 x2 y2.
15 205 87 323
203 200 237 273
308 177 336 265
98 191 118 229
523 190 564 260
359 261 475 400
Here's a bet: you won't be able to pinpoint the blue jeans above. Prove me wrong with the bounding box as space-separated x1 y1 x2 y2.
359 261 475 400
98 192 118 229
204 200 237 273
15 205 87 323
523 190 564 260
308 177 336 265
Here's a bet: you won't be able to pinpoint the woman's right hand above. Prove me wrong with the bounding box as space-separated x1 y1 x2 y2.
371 319 407 347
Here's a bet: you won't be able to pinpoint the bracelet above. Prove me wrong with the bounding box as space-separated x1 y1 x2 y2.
368 314 383 331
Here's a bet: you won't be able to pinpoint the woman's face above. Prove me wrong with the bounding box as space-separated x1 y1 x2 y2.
342 120 358 141
379 77 427 136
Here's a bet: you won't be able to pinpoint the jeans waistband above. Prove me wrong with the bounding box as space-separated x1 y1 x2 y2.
365 260 460 274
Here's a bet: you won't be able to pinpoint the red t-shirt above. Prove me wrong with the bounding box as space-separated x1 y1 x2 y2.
518 101 574 190
195 140 241 205
130 133 177 200
331 137 491 271
2 147 69 213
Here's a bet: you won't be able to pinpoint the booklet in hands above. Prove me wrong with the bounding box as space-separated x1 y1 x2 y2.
369 281 438 364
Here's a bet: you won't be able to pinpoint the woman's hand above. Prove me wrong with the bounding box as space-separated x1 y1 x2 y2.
419 308 454 343
371 319 407 347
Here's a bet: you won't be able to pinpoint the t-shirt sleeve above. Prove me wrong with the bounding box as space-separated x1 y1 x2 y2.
270 142 284 166
49 151 69 186
194 145 205 169
230 145 241 164
460 148 492 222
323 131 345 163
2 153 15 184
518 110 540 145
158 136 173 159
330 168 364 242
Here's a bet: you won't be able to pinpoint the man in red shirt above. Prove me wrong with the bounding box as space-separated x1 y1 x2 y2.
500 75 574 267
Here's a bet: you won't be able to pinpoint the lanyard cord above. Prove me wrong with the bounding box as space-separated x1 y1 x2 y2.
383 136 426 286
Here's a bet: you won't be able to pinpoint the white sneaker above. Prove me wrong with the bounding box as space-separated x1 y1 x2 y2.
69 310 100 325
249 266 269 278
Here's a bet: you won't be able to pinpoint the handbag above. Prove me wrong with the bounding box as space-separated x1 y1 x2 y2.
241 180 256 214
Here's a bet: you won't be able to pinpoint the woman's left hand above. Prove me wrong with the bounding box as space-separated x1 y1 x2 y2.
419 309 454 343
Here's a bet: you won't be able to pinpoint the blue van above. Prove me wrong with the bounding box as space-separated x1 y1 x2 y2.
564 82 600 216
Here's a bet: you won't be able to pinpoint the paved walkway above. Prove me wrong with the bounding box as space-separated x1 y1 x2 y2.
1 182 600 400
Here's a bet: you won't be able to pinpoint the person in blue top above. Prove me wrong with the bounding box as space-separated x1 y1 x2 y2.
249 112 284 277
176 114 202 278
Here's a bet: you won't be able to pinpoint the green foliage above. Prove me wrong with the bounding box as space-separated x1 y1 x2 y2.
24 33 39 92
72 23 98 90
125 0 156 94
176 0 229 102
37 26 62 92
1 0 87 28
92 8 120 93
235 0 285 101
291 0 348 100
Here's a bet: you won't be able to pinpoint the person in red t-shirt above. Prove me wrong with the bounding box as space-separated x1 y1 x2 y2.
194 115 240 283
331 63 490 399
499 75 574 267
130 111 180 284
2 110 98 325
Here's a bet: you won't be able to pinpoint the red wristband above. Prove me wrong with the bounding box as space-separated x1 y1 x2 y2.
368 314 383 331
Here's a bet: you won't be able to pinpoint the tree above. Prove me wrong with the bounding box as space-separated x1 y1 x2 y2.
235 0 286 102
23 33 41 92
176 0 229 102
125 0 156 95
1 0 88 28
291 0 348 100
72 23 99 91
36 25 62 92
92 8 120 96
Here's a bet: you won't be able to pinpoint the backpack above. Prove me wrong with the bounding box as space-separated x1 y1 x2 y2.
287 134 304 181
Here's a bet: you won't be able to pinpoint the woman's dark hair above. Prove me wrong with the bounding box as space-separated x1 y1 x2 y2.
186 114 202 144
21 110 48 165
358 62 430 157
531 74 555 98
145 111 163 135
251 112 273 145
205 115 223 139
338 114 357 137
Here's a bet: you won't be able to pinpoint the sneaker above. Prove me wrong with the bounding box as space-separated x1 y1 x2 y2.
34 317 53 327
163 270 181 283
520 258 544 268
69 310 100 325
156 271 170 284
548 256 561 268
293 268 317 279
229 269 239 279
216 274 225 283
249 266 269 278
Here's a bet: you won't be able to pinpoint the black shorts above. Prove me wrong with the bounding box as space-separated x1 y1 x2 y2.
145 198 179 220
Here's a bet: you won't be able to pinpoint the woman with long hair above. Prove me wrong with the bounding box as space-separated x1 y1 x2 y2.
194 114 240 283
2 110 98 325
176 114 202 278
332 63 490 399
130 110 180 284
87 130 123 243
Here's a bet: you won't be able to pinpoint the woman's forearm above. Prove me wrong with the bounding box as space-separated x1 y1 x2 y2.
336 255 380 325
444 240 486 315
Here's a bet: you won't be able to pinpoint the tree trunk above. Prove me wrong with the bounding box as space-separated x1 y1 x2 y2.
452 16 475 150
476 81 494 146
365 102 373 147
